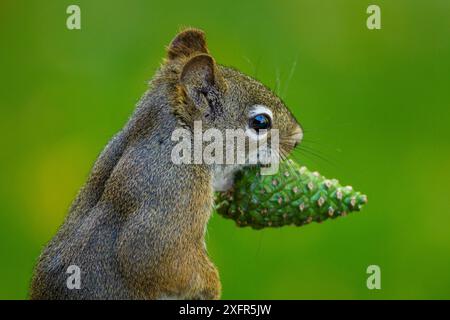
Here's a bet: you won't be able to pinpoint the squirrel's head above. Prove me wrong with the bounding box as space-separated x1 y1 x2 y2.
155 28 302 175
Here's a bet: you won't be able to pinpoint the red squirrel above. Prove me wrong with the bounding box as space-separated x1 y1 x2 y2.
30 28 302 299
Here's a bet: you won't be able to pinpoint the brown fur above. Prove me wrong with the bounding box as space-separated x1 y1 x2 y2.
29 28 302 300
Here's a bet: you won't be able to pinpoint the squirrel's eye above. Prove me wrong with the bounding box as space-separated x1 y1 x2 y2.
249 114 272 132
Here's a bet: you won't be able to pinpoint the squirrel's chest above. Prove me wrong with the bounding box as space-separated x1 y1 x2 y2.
212 165 242 192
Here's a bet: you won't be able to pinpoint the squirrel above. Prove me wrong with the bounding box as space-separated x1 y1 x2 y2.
29 28 303 300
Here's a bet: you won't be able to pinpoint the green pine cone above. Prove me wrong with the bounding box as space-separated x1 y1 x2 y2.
214 160 367 229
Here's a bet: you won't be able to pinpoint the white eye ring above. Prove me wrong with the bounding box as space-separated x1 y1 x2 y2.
246 105 273 141
249 105 273 119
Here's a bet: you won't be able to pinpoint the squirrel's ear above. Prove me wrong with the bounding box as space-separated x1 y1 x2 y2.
180 54 224 111
167 28 209 60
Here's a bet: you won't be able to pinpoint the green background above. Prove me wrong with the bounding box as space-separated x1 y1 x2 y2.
1 0 449 299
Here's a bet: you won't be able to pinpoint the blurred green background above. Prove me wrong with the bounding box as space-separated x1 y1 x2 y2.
1 0 450 299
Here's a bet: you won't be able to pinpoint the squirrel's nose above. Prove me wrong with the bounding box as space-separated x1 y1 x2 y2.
291 125 303 148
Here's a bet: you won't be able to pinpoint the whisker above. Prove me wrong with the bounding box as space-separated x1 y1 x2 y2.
243 56 257 78
293 147 338 168
278 146 301 179
301 122 355 134
297 144 334 157
301 139 340 150
282 54 298 99
274 68 281 96
290 149 321 167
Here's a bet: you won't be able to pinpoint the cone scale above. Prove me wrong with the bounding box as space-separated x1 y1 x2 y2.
215 160 367 229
